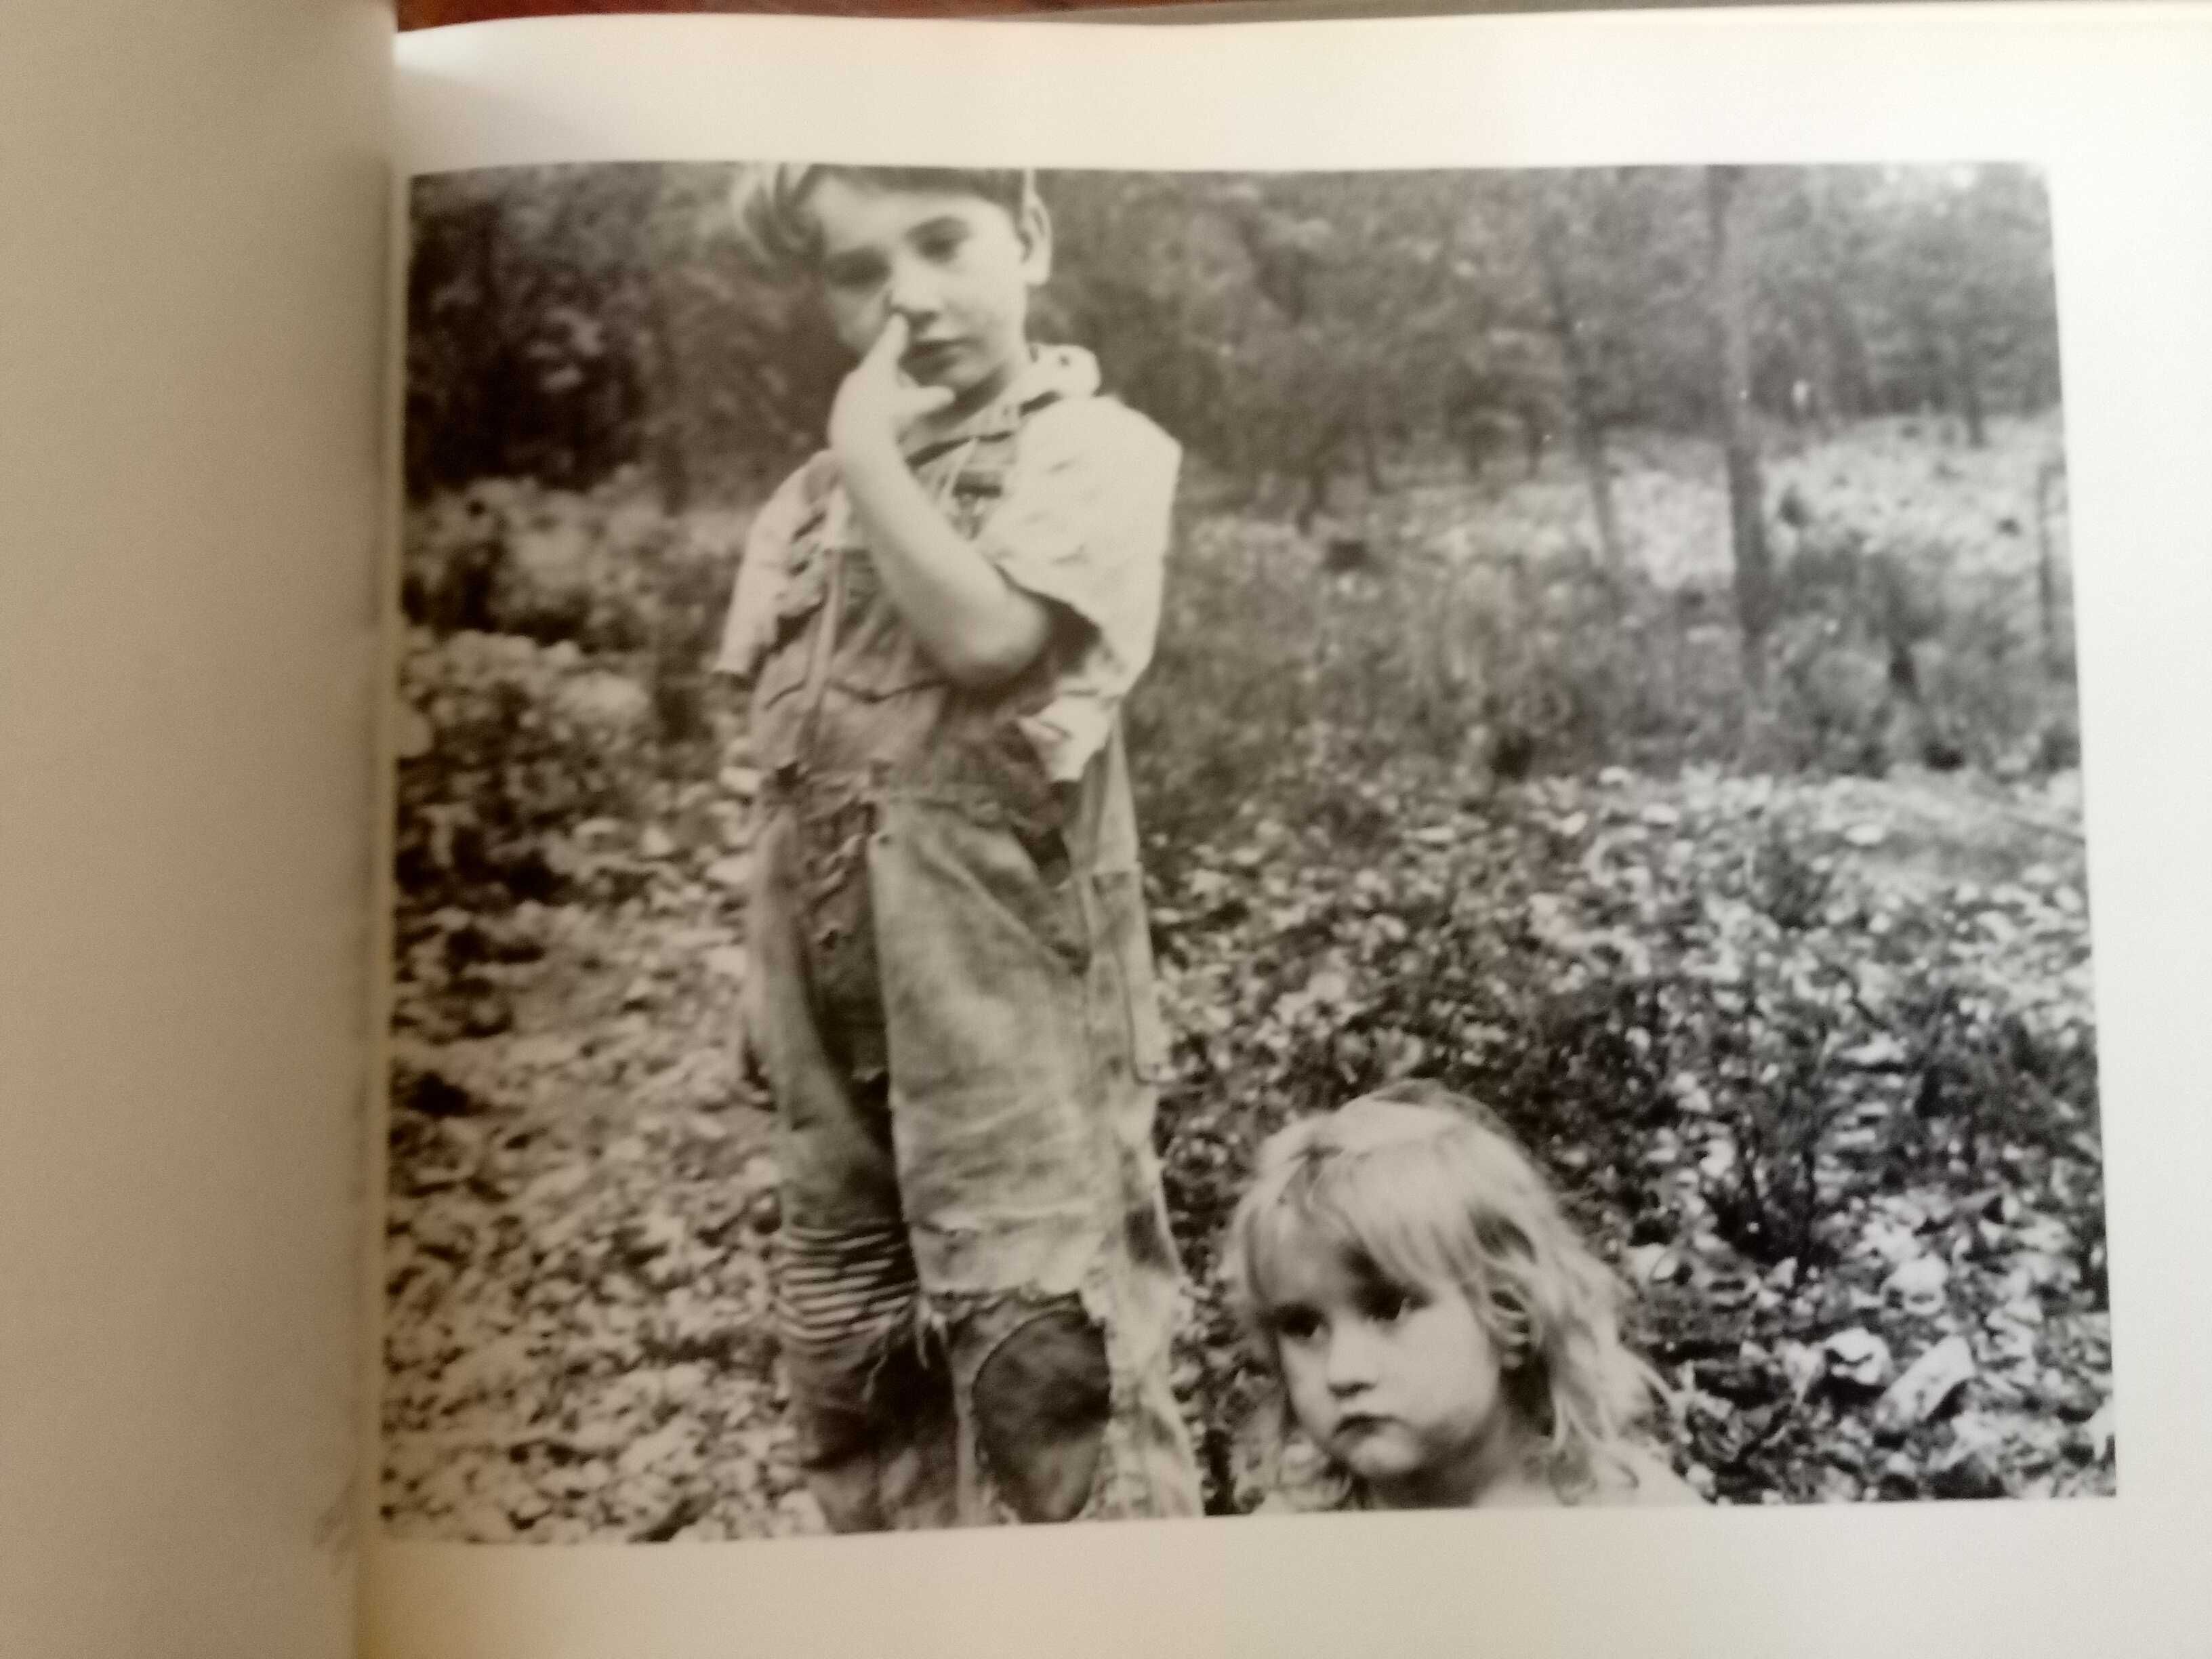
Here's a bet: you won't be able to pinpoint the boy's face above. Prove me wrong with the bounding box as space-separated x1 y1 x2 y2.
807 176 1050 420
1261 1231 1516 1508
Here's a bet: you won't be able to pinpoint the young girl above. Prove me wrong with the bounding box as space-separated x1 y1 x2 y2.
1224 1084 1698 1511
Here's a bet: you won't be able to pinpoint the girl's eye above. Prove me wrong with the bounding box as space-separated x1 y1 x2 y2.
1270 1307 1323 1345
1362 1285 1422 1325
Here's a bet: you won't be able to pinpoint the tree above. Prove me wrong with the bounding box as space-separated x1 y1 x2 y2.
403 162 2064 524
1525 176 1625 573
1706 165 1775 693
1751 169 1877 426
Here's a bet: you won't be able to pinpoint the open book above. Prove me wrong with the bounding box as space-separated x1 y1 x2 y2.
9 3 2212 1656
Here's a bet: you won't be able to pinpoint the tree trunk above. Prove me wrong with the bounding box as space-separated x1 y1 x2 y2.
1519 398 1547 477
1355 373 1387 494
1526 182 1624 573
2036 457 2065 676
1906 309 1948 418
640 279 693 514
2022 346 2057 416
1803 173 1873 422
1357 419 1385 495
1705 165 1775 693
1296 422 1338 533
638 181 694 516
1952 315 1988 448
1817 289 1872 424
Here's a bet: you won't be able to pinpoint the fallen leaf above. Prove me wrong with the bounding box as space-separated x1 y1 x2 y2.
1781 1341 1825 1401
2083 1401 2116 1462
1880 1336 1977 1427
1882 1254 1951 1318
1824 1328 1895 1389
1839 1033 1906 1069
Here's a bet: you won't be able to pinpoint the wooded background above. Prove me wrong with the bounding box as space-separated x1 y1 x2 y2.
411 166 2060 504
407 163 2064 745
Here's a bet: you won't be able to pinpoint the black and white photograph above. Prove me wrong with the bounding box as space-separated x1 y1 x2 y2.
382 159 2108 1542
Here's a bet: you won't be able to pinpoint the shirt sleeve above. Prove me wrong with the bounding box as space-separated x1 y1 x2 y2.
710 462 814 682
974 398 1181 785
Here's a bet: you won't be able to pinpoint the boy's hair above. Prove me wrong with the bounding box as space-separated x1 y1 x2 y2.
1223 1081 1664 1502
731 164 1036 277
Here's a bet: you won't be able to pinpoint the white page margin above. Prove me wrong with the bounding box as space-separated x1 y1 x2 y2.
373 9 2212 1658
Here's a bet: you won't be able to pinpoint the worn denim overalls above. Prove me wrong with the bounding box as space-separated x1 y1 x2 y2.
727 351 1201 1530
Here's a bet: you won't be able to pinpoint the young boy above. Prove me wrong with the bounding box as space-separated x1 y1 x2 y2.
716 165 1202 1530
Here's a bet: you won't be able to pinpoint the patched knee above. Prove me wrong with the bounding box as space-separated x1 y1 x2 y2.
972 1303 1111 1523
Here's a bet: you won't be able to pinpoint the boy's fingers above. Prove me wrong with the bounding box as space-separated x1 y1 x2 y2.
867 314 909 368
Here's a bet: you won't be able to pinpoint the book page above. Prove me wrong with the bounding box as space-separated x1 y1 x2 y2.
0 1 390 1656
373 7 2212 1656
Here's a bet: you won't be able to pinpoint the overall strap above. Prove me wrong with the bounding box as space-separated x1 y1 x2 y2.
786 541 846 774
780 380 1076 777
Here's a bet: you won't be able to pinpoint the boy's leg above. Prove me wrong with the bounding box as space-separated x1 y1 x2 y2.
751 811 959 1532
868 800 1202 1525
773 1208 959 1533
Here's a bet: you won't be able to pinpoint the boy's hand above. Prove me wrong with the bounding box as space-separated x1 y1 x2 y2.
825 315 1051 688
829 316 956 467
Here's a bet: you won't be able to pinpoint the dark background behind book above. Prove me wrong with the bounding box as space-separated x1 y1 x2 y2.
399 0 1195 26
395 0 1834 33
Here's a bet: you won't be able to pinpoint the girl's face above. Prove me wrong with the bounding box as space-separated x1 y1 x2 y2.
807 176 1049 420
1261 1227 1525 1508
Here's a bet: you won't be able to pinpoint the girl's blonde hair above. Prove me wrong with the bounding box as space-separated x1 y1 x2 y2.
1224 1082 1664 1502
730 164 1037 276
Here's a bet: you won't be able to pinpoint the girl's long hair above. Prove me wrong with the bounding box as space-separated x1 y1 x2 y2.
1223 1081 1665 1502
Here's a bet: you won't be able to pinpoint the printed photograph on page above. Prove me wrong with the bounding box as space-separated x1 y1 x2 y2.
382 162 2110 1540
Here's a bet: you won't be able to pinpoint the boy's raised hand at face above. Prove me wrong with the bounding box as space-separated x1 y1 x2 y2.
830 315 958 470
818 308 1052 689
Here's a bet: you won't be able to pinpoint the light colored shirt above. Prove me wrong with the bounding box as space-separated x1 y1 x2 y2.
714 344 1179 792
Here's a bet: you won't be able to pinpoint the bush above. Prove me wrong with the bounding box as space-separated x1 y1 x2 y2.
394 630 657 910
1131 469 2075 865
405 474 739 660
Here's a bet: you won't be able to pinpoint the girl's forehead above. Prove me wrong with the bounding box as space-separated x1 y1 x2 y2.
1251 1182 1483 1302
1256 1214 1417 1303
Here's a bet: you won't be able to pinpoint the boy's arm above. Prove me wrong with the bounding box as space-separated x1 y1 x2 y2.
831 319 1052 689
712 464 813 684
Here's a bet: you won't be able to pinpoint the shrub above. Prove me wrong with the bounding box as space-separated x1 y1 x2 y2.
394 630 656 910
406 474 739 663
1132 466 2076 863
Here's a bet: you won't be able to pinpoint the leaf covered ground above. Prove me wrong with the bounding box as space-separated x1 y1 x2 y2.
382 757 2108 1537
1152 757 2106 1509
382 416 2109 1538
